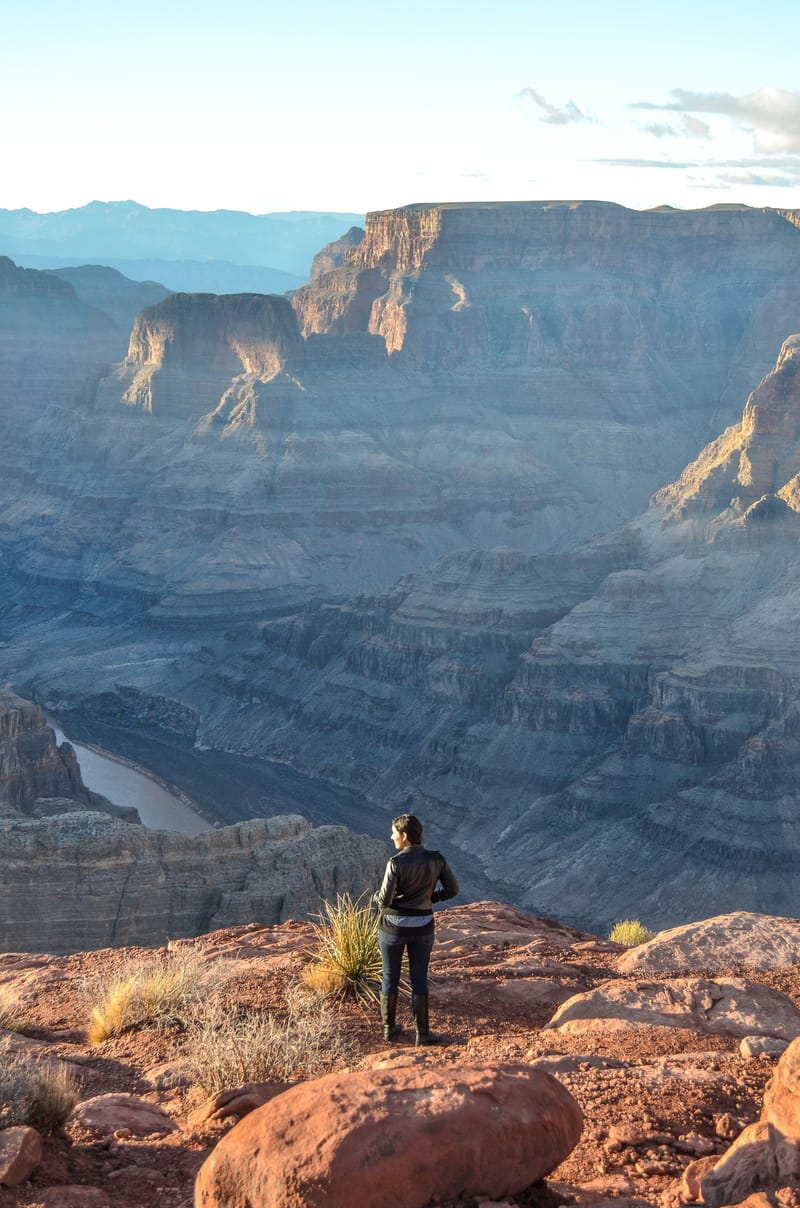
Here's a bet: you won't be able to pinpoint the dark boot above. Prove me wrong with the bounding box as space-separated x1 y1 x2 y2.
412 992 442 1046
380 992 402 1042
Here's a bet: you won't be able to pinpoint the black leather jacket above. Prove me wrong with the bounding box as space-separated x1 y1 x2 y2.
374 844 459 917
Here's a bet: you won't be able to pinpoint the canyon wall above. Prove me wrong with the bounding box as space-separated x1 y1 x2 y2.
1 810 386 953
0 691 387 953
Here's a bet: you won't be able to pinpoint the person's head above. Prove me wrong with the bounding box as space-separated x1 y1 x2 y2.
391 813 423 848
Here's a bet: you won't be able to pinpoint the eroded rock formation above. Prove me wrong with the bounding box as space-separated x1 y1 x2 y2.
6 203 800 610
94 328 800 933
0 689 131 822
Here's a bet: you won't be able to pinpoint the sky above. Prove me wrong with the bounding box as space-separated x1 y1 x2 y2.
3 0 800 216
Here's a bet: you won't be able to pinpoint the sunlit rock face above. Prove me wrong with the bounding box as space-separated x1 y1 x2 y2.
655 333 800 526
6 202 800 618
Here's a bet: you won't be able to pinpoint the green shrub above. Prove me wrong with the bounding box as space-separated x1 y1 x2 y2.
0 1045 77 1134
86 947 215 1044
183 987 357 1095
608 918 656 947
301 892 383 1003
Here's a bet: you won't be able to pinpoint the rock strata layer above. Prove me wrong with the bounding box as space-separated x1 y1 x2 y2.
0 811 386 953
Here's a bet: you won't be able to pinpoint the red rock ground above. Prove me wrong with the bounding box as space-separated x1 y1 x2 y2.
1 902 795 1208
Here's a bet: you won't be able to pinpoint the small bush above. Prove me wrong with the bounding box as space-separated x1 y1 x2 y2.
183 986 357 1095
301 892 382 1003
609 918 656 947
0 1045 77 1134
0 985 24 1033
86 947 215 1044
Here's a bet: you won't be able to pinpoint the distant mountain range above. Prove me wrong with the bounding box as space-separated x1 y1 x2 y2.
0 200 364 294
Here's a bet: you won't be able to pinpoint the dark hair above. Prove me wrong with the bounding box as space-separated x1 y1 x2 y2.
392 813 423 845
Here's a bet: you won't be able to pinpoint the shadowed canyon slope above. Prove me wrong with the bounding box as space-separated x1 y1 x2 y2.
3 202 800 932
187 333 800 931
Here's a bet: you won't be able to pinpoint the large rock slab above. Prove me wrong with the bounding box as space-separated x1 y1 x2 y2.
194 1061 582 1208
700 1120 800 1208
691 1036 800 1206
545 977 800 1040
618 912 800 973
764 1036 800 1136
0 1125 42 1187
69 1093 176 1138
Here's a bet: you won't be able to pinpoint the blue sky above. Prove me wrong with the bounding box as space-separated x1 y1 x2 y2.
4 0 800 215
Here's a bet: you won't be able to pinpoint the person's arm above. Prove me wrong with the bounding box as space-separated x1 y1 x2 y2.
431 857 458 903
373 857 398 909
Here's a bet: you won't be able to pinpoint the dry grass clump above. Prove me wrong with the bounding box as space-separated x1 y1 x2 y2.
609 918 656 947
86 947 216 1044
183 986 357 1095
0 984 24 1033
0 1044 77 1134
301 892 382 1003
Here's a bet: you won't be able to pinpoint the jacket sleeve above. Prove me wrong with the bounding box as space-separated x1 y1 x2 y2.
431 856 459 903
373 857 398 909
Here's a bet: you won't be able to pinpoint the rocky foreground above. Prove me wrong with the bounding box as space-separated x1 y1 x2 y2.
3 904 800 1207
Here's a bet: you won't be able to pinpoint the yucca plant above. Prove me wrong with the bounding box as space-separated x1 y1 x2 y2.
608 918 655 947
302 892 384 1003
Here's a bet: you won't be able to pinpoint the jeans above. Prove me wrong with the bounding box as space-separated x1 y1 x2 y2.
379 929 435 995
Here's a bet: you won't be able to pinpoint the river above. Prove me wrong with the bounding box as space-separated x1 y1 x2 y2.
50 720 210 835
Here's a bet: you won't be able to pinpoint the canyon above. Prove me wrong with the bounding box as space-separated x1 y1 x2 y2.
2 200 800 941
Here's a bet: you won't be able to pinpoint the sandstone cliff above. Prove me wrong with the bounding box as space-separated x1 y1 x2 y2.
0 691 387 953
0 811 386 953
0 689 133 822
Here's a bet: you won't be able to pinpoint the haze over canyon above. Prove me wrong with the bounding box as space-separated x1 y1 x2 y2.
3 198 800 945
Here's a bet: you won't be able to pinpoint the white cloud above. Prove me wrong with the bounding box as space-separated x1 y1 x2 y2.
631 86 800 153
516 88 594 126
683 115 711 139
642 115 710 141
590 152 800 188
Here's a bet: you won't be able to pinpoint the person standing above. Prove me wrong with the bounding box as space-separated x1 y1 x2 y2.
373 812 458 1045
